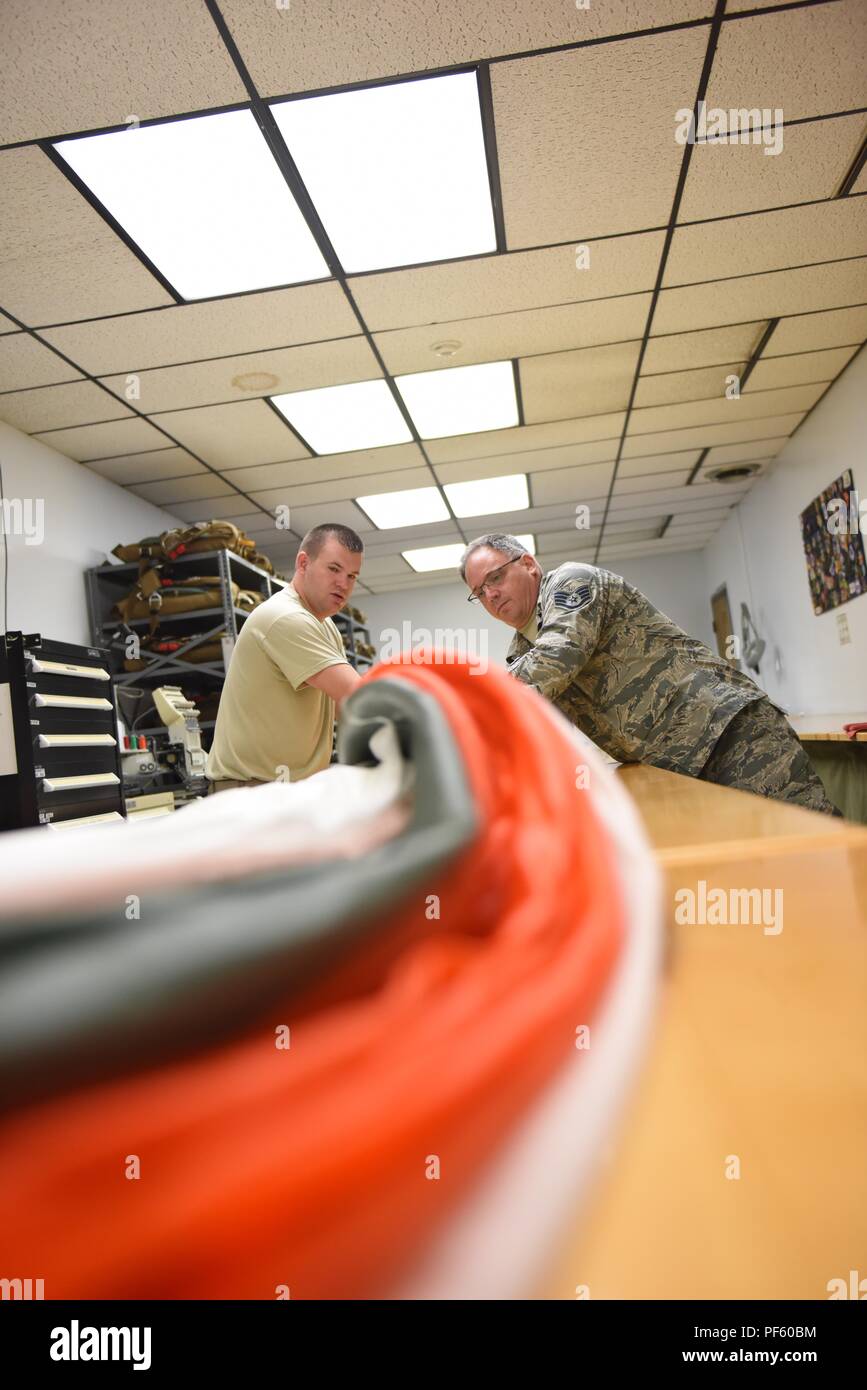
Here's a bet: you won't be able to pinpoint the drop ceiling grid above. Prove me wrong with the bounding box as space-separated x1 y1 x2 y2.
0 0 861 581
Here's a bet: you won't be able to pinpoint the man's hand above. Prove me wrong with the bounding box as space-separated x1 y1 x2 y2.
304 662 362 712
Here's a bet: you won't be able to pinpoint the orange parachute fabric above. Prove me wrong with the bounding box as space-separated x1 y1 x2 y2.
0 657 626 1298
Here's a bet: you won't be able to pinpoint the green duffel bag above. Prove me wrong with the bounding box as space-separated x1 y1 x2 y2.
124 633 226 671
161 521 257 561
113 577 240 624
112 520 258 568
111 535 164 564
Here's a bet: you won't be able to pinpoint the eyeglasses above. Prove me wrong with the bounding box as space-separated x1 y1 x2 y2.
467 554 523 603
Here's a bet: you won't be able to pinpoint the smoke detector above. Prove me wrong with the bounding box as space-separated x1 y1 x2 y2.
705 462 763 484
430 339 462 358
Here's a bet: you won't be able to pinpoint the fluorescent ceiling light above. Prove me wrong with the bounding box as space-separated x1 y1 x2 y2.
355 487 449 529
402 543 466 573
395 360 518 440
271 379 412 454
403 532 535 573
444 472 529 518
54 111 329 300
271 72 496 273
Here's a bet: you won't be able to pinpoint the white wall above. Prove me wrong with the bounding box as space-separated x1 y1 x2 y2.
0 421 181 646
606 551 715 649
704 344 867 716
360 549 715 665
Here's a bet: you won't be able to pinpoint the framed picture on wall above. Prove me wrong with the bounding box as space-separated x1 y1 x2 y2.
799 469 867 616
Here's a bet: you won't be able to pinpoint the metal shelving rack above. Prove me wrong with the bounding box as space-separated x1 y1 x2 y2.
333 609 375 672
84 557 374 753
85 550 287 732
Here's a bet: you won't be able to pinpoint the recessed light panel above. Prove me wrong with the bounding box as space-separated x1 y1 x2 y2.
402 542 467 572
444 472 529 517
271 379 412 454
271 72 496 273
355 486 449 529
396 360 518 440
54 111 330 299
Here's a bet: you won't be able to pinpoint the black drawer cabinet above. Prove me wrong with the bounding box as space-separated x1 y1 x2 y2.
0 632 126 831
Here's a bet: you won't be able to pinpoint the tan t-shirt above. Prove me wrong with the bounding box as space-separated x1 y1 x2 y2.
206 582 347 784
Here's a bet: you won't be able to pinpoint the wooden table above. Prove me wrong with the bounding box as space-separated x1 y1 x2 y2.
788 713 867 742
536 766 867 1299
786 715 867 824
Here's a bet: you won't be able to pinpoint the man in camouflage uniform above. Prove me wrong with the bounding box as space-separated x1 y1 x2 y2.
460 534 841 816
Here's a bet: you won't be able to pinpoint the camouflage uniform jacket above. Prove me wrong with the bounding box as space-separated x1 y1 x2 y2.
505 562 781 775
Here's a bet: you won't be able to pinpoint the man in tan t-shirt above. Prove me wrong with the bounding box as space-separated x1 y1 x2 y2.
206 523 364 789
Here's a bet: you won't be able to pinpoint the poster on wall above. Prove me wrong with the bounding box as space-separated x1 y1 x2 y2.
799 469 867 616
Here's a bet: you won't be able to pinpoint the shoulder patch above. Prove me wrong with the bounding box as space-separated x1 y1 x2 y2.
552 582 595 611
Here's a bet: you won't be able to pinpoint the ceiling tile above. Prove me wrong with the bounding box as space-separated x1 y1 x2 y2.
725 0 807 9
0 379 133 433
285 500 373 535
219 0 714 98
620 411 805 455
704 439 786 465
628 383 825 436
356 554 414 581
39 283 362 377
644 321 765 372
633 361 745 408
678 113 866 222
492 28 708 245
221 443 425 492
148 400 311 469
615 468 692 492
507 503 604 531
167 498 264 524
0 333 82 392
617 448 702 475
363 572 466 594
529 462 616 507
433 439 618 488
667 198 867 286
607 522 670 540
0 147 172 324
520 341 641 423
363 524 462 554
127 475 236 506
665 511 733 528
99 337 380 414
350 233 663 333
652 259 867 335
609 480 749 509
596 539 707 560
250 466 432 510
766 304 867 355
374 293 653 377
745 344 859 391
32 415 169 461
82 447 206 485
705 0 867 123
0 0 248 144
230 514 291 538
538 527 613 556
426 412 624 464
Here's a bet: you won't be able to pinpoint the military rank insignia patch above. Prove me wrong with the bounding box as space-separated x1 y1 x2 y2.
553 583 594 610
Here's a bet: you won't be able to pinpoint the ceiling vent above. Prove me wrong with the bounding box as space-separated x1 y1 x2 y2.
705 463 763 484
